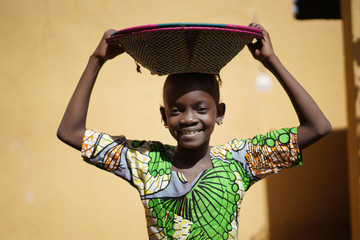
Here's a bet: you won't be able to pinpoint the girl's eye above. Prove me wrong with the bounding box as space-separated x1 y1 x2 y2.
169 107 180 114
196 107 208 113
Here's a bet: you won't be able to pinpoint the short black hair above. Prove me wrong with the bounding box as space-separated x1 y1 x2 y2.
163 73 221 104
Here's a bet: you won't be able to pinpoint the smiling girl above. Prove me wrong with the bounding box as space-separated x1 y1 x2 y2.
57 23 331 239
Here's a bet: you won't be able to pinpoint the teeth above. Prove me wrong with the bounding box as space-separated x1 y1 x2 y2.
182 130 201 135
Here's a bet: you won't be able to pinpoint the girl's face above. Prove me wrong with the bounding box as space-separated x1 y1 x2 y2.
161 74 225 150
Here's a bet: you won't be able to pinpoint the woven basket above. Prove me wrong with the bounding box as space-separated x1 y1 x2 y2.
106 23 262 75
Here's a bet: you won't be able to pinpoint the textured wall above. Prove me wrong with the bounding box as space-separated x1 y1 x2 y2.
0 0 346 239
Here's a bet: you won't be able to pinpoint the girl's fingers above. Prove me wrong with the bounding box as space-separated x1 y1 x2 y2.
249 22 265 31
249 23 267 42
247 23 275 61
104 29 117 38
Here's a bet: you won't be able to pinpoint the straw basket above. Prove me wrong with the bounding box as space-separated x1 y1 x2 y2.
106 23 262 75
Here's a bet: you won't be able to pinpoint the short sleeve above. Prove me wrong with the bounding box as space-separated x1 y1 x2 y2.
245 127 302 180
81 129 133 183
81 129 173 196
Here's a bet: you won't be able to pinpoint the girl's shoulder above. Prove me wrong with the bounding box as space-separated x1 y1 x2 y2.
82 129 175 159
210 138 248 154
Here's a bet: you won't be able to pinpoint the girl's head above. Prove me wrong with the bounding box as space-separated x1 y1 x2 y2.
160 73 225 149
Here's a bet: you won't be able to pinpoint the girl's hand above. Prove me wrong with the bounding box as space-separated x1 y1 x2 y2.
246 23 331 149
92 29 125 64
247 23 276 63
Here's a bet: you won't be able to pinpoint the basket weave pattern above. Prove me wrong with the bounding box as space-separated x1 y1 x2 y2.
107 25 261 75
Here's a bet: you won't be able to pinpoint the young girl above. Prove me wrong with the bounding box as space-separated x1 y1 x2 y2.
57 23 331 239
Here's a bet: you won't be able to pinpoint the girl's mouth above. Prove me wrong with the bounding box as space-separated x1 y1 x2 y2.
180 130 203 136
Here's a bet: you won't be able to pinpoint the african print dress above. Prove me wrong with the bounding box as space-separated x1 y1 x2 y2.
81 127 302 239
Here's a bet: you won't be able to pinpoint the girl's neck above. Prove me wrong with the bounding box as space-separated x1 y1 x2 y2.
173 141 211 169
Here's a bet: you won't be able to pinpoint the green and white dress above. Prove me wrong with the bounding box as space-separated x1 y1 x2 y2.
82 127 302 240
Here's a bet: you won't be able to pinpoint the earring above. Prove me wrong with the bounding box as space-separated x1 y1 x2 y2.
164 123 168 128
216 120 223 126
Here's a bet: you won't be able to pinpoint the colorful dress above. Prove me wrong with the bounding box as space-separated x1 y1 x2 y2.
81 127 302 240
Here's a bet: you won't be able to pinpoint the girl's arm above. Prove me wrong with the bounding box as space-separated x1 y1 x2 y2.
57 29 124 150
247 23 331 149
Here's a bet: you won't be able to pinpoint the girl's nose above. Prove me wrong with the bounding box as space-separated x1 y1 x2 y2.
180 110 198 125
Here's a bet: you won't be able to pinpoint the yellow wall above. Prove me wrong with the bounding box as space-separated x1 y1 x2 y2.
341 0 360 238
0 0 347 239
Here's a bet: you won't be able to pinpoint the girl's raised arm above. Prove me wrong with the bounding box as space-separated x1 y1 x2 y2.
247 23 331 149
57 29 124 150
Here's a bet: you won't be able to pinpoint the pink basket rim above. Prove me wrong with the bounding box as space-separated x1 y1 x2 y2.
106 27 262 42
108 23 262 37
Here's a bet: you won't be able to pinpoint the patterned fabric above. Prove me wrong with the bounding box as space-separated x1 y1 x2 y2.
81 127 302 239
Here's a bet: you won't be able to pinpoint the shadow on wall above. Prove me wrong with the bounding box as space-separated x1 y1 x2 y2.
353 38 360 67
352 37 360 166
266 129 351 240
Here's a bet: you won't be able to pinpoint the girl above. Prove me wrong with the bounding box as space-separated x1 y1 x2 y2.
57 23 331 239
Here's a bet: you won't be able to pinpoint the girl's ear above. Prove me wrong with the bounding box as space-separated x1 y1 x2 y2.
160 106 167 126
216 103 226 124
